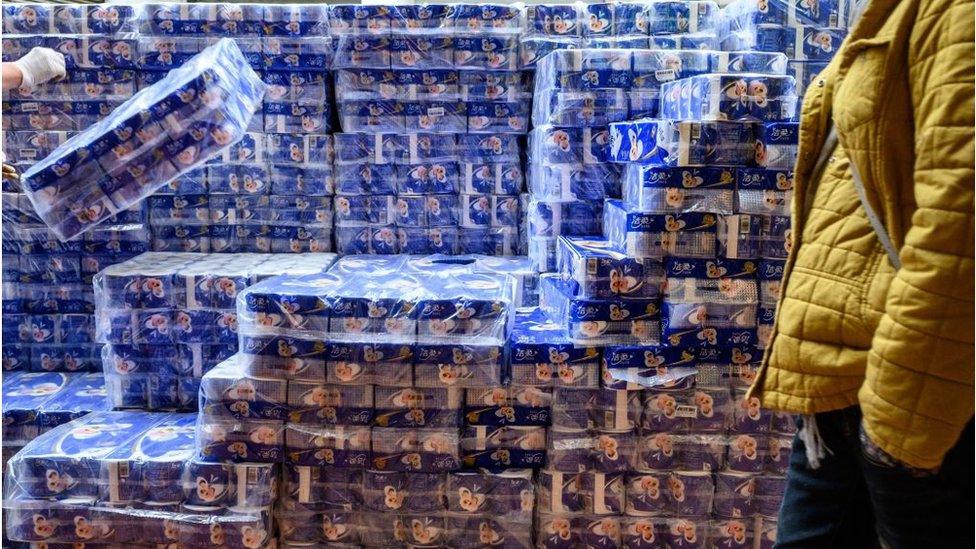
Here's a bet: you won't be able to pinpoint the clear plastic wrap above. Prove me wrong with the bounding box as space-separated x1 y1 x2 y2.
20 38 266 241
609 118 762 167
539 274 661 346
93 252 336 410
3 411 276 547
2 372 110 447
603 199 718 260
555 236 665 299
508 308 602 388
659 73 798 122
736 167 793 216
622 164 737 214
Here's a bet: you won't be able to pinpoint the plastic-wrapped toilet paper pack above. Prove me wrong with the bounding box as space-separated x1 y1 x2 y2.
787 59 828 96
549 387 642 432
555 236 665 299
536 469 625 515
508 308 602 388
661 300 759 341
603 200 718 260
717 213 763 259
464 385 553 426
3 3 137 35
5 411 194 501
539 274 661 345
460 424 547 468
446 468 535 520
736 168 793 216
621 164 736 214
663 258 759 306
2 372 110 446
198 355 290 421
722 0 851 30
725 24 847 62
756 121 799 169
609 118 761 167
601 345 698 391
760 215 791 259
19 39 266 241
371 427 460 472
5 68 138 102
710 51 789 75
284 423 372 467
373 386 462 428
136 3 267 36
93 252 335 409
660 73 798 122
758 259 785 306
536 513 624 549
1 98 121 132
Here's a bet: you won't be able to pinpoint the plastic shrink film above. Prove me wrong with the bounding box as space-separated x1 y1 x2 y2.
3 411 276 547
92 252 336 411
16 38 266 241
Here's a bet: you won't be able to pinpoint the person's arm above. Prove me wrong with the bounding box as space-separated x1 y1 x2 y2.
858 0 975 470
1 62 25 90
1 47 66 90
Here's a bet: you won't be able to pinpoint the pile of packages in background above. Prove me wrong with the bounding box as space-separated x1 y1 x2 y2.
329 4 528 255
0 0 856 547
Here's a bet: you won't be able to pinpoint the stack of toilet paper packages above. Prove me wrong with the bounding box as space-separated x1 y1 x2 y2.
2 221 149 374
92 252 336 411
2 411 276 548
720 0 853 96
16 38 265 241
2 4 154 376
193 261 531 546
134 5 337 254
332 133 522 256
2 372 110 465
522 1 722 71
330 3 529 134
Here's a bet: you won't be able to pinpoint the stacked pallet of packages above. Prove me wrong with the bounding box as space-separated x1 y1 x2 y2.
1 4 151 380
92 252 335 411
329 4 526 256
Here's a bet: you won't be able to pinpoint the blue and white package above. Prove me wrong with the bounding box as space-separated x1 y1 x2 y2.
266 134 333 166
263 102 331 134
761 215 792 259
663 258 759 306
460 425 547 468
749 25 847 61
603 199 718 259
555 236 665 299
722 0 850 28
508 308 601 388
621 165 736 214
710 51 789 75
263 4 330 36
525 4 582 38
526 199 604 238
20 39 266 241
461 161 523 195
737 168 794 216
756 122 799 169
758 258 786 306
338 100 405 133
539 275 661 345
786 60 828 96
2 372 110 446
664 73 798 122
645 1 720 35
262 37 332 70
610 118 761 167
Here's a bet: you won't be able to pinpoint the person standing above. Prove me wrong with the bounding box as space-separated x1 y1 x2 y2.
747 0 975 547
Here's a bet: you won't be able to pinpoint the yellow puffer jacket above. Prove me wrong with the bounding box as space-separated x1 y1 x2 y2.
749 0 974 469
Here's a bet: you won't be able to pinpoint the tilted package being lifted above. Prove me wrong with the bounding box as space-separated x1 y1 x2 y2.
19 38 266 241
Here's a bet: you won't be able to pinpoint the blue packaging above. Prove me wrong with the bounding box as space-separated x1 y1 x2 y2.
391 35 454 70
454 36 520 70
539 275 661 345
329 4 392 34
460 161 523 195
397 69 460 100
338 100 405 133
266 134 333 165
610 118 761 167
603 199 718 259
621 165 737 214
508 308 601 388
467 101 530 134
268 165 334 196
332 35 391 69
458 133 521 162
710 51 789 75
334 68 400 100
645 1 719 35
556 236 665 299
526 4 582 37
403 101 467 133
526 199 604 238
756 122 800 169
602 345 698 391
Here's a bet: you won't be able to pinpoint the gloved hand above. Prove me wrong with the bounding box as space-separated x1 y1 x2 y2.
14 47 66 90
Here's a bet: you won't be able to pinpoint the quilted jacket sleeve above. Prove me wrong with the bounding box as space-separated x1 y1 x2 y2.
858 0 975 469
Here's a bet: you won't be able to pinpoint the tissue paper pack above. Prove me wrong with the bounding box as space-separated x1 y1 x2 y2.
2 371 110 446
609 118 761 167
3 411 275 546
555 236 665 299
93 252 335 409
20 39 266 241
508 308 602 388
621 164 736 214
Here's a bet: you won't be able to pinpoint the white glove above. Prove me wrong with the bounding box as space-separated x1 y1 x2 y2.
14 47 66 90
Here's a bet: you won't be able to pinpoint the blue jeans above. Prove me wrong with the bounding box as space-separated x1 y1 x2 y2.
776 406 973 549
